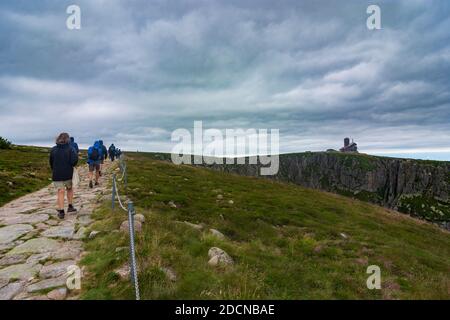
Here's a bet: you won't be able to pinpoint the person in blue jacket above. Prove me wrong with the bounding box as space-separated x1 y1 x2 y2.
108 143 116 161
49 133 78 219
87 140 102 188
70 137 79 154
99 140 108 176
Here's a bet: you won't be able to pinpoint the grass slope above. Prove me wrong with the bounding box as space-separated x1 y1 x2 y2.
81 153 450 300
0 145 52 207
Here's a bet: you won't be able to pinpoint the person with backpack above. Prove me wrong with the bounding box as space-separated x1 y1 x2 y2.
99 140 108 176
70 137 79 154
49 132 78 219
87 140 102 188
108 143 116 162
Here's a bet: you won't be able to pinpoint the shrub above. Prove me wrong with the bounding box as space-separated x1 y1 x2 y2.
0 136 12 149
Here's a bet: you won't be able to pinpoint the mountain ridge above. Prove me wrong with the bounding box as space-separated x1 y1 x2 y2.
191 152 450 230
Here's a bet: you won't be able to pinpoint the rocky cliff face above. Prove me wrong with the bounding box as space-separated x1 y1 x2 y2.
201 152 450 229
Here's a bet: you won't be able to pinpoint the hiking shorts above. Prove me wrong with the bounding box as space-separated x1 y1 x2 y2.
89 162 101 172
53 180 73 190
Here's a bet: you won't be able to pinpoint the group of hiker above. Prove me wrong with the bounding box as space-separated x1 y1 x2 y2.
49 132 122 219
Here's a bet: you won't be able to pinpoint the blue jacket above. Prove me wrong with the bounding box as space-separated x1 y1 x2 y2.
99 140 108 160
108 144 116 156
70 137 79 154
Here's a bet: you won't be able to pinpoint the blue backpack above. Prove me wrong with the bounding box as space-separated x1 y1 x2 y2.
88 146 100 161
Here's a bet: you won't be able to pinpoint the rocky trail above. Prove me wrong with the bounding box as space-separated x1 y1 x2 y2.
0 162 113 300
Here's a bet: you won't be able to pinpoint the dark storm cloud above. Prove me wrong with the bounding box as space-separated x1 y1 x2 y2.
0 0 449 158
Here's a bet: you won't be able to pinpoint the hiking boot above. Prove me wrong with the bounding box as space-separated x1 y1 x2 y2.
67 205 77 213
95 181 99 186
89 181 93 189
57 210 65 219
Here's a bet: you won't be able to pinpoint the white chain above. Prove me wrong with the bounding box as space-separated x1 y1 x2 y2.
117 168 126 182
113 177 128 212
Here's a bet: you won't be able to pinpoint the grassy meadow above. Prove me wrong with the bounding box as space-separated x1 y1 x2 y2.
81 153 450 300
0 145 52 207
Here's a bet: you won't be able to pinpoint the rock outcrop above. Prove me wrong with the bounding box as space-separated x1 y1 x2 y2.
208 247 233 266
200 152 450 229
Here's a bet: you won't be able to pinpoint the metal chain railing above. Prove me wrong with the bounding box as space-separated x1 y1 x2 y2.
127 201 140 301
112 175 127 212
111 155 140 300
117 157 127 187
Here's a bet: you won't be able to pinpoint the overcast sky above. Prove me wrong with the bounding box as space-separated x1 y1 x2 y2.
0 0 449 160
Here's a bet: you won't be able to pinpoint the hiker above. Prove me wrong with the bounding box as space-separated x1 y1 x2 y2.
70 137 79 154
49 132 78 219
99 140 108 176
108 143 116 162
87 140 102 188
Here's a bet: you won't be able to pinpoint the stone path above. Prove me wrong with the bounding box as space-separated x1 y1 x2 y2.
0 162 113 300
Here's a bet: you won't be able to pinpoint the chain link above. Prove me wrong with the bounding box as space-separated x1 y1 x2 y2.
113 177 128 212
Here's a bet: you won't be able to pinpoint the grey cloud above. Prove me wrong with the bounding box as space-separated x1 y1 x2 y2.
0 0 449 159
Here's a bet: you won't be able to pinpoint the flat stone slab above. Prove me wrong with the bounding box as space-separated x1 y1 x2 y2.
0 242 16 252
77 215 92 226
60 219 76 226
35 223 49 231
47 287 67 300
51 241 83 260
0 214 49 226
7 238 61 255
76 208 91 216
39 260 76 279
0 282 25 300
42 225 75 239
26 253 51 265
0 224 34 244
21 230 40 241
26 276 67 293
0 205 39 217
0 254 27 267
0 263 42 281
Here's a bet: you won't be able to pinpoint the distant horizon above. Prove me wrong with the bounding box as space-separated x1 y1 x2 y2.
13 142 450 162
